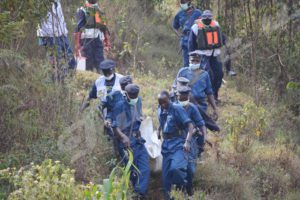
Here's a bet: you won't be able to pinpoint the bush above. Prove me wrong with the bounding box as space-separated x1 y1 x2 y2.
0 160 84 200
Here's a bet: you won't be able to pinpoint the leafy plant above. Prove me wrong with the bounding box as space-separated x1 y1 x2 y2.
0 160 84 200
84 150 135 200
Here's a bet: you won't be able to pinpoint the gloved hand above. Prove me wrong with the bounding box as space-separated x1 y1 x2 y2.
74 32 81 57
104 31 111 52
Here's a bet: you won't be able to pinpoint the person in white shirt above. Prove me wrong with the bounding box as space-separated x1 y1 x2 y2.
37 0 76 70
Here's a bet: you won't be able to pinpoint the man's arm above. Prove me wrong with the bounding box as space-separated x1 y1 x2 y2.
188 25 198 52
79 84 97 112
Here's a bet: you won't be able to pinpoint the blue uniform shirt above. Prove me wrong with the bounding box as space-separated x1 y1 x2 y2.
176 68 213 111
173 8 202 36
176 102 205 128
102 90 126 120
112 97 143 134
158 103 192 137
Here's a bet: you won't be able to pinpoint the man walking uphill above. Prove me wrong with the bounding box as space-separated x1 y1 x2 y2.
173 0 202 67
74 0 111 72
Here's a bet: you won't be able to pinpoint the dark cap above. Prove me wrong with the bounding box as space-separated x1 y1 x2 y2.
125 84 140 95
177 86 191 94
177 77 190 84
99 59 116 70
189 51 201 57
119 76 132 85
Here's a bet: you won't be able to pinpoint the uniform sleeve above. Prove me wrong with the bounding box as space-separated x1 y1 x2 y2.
89 84 97 99
75 9 86 32
191 105 205 127
173 13 180 30
204 74 214 95
188 25 198 52
175 106 192 127
111 102 122 128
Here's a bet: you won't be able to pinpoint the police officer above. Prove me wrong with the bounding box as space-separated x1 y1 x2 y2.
103 75 133 127
175 52 220 132
176 86 206 196
173 0 202 67
112 84 150 198
189 10 224 102
175 52 218 116
170 77 190 103
158 91 194 200
80 60 123 129
74 0 111 72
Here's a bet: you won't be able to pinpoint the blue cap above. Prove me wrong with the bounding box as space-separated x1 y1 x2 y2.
119 76 132 85
99 59 116 70
202 10 213 19
177 77 190 84
125 84 140 95
177 86 191 94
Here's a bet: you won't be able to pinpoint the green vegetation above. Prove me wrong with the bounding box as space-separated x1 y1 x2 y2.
0 0 299 199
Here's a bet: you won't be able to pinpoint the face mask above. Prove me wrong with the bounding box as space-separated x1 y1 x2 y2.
105 74 114 81
189 63 200 70
202 18 212 26
180 3 189 11
179 100 189 107
129 98 139 106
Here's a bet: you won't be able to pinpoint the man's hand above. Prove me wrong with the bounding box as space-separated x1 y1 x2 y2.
183 140 191 152
74 32 81 57
200 126 207 136
104 119 112 128
121 135 131 148
212 108 219 121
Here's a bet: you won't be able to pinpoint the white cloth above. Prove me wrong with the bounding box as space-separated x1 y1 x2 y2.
140 117 163 172
80 28 105 40
191 21 221 57
37 1 68 37
95 73 124 100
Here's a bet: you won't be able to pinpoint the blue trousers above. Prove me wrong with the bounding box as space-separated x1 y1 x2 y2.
162 138 188 200
81 37 104 72
181 36 189 67
187 137 199 195
39 36 76 69
118 137 150 195
203 55 224 99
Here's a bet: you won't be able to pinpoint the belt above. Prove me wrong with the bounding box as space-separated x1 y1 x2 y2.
163 133 182 140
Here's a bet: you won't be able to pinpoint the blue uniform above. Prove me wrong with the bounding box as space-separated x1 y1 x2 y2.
176 68 213 111
102 90 125 121
158 103 192 199
112 98 150 195
176 102 205 194
173 8 202 67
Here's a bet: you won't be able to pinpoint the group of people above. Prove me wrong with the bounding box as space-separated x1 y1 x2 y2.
37 0 237 199
37 0 110 74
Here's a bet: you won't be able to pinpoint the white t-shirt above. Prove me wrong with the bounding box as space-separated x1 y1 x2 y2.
37 1 68 37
